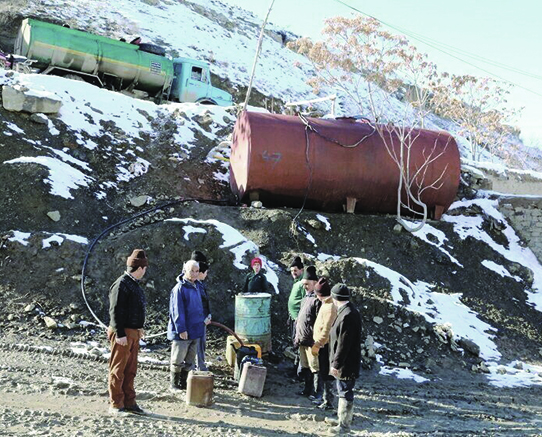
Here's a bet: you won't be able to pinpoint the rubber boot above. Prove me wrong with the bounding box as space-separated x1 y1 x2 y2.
328 398 353 433
298 368 313 396
180 369 189 390
309 372 323 402
317 380 335 410
169 372 182 393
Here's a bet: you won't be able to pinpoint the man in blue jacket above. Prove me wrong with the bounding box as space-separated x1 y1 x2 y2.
168 259 205 392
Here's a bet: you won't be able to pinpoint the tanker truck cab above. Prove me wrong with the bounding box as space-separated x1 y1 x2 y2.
170 57 232 106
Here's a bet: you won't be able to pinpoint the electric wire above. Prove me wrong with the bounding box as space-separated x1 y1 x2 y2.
330 0 542 99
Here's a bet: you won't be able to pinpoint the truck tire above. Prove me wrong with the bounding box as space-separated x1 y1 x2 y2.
138 43 166 57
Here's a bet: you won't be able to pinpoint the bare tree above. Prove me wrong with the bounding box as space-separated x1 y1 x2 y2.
431 74 520 162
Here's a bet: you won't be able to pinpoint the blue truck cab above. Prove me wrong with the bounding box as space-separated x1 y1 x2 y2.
171 57 232 106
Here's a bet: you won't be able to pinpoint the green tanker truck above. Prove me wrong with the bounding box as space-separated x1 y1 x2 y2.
14 18 233 106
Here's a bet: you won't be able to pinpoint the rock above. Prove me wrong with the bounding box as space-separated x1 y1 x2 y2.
29 113 49 125
130 196 148 207
307 219 323 230
393 223 403 233
497 367 507 375
2 85 62 114
193 113 214 130
398 362 410 368
479 362 490 374
251 201 263 208
47 211 61 222
416 348 424 354
7 314 15 321
43 317 58 329
457 338 480 357
24 304 35 313
373 316 384 325
412 326 420 333
513 362 523 370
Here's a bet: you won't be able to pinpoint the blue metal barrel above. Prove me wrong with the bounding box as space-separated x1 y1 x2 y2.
235 293 272 353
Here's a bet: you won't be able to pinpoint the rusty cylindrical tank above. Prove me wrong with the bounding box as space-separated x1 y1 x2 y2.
230 112 460 219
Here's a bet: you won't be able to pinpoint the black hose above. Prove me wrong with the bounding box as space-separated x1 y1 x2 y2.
80 197 229 332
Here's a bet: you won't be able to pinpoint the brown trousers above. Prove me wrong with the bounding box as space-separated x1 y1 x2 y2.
108 327 141 408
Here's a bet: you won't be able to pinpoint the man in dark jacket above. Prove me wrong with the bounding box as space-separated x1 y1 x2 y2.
327 283 362 432
108 249 148 416
294 265 322 397
168 260 205 391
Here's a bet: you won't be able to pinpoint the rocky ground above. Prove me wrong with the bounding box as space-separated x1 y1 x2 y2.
1 329 542 437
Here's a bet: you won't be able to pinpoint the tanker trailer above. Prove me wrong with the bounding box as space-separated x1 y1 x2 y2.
14 18 175 101
230 112 460 219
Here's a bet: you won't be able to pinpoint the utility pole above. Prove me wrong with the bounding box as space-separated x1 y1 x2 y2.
242 0 275 112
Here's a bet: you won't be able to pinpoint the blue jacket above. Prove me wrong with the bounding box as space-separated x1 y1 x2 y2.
167 274 205 341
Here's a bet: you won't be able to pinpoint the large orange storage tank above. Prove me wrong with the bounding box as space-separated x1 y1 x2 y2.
230 112 460 219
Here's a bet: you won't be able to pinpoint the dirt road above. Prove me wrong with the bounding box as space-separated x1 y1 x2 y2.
1 335 542 437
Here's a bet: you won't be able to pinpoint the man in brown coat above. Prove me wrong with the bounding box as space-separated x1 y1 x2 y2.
311 278 338 409
107 249 148 416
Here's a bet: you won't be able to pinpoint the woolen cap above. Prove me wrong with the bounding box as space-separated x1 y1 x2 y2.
251 257 262 267
314 278 331 296
289 256 304 269
331 283 350 301
126 249 148 268
191 250 207 263
302 265 318 281
199 261 209 274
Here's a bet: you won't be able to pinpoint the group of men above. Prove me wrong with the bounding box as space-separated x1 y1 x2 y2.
106 249 361 433
288 256 362 433
107 249 212 416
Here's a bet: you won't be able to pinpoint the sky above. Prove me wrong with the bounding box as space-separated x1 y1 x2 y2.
221 0 542 146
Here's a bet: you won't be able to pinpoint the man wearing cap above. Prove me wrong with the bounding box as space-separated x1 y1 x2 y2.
294 265 322 397
327 283 362 432
311 277 338 409
107 249 148 416
191 251 212 371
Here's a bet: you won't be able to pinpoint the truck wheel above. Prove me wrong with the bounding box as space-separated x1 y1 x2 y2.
138 43 166 56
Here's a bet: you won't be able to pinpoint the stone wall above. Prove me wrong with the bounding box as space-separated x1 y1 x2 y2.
499 197 542 262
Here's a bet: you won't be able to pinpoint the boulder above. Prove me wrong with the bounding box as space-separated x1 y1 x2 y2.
2 85 62 114
457 338 480 357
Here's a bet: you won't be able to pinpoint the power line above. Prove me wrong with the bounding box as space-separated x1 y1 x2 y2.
330 0 542 99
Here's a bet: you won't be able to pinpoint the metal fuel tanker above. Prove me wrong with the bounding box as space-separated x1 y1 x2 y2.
230 112 460 219
14 18 232 105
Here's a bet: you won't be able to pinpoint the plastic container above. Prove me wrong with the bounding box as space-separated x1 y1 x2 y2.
186 370 214 407
234 345 260 380
226 336 262 367
238 363 267 398
235 293 272 353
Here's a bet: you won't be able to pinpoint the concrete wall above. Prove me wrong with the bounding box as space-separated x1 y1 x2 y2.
499 197 542 262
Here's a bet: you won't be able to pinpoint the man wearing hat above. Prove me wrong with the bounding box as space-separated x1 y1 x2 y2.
311 277 338 409
287 256 305 374
294 265 322 397
327 283 362 432
107 249 148 416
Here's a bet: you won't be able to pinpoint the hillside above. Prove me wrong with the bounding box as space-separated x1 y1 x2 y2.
2 0 542 435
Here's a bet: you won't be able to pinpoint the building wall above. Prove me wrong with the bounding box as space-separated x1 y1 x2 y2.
499 198 542 262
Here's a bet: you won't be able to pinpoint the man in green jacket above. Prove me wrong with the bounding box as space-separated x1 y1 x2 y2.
287 256 304 375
